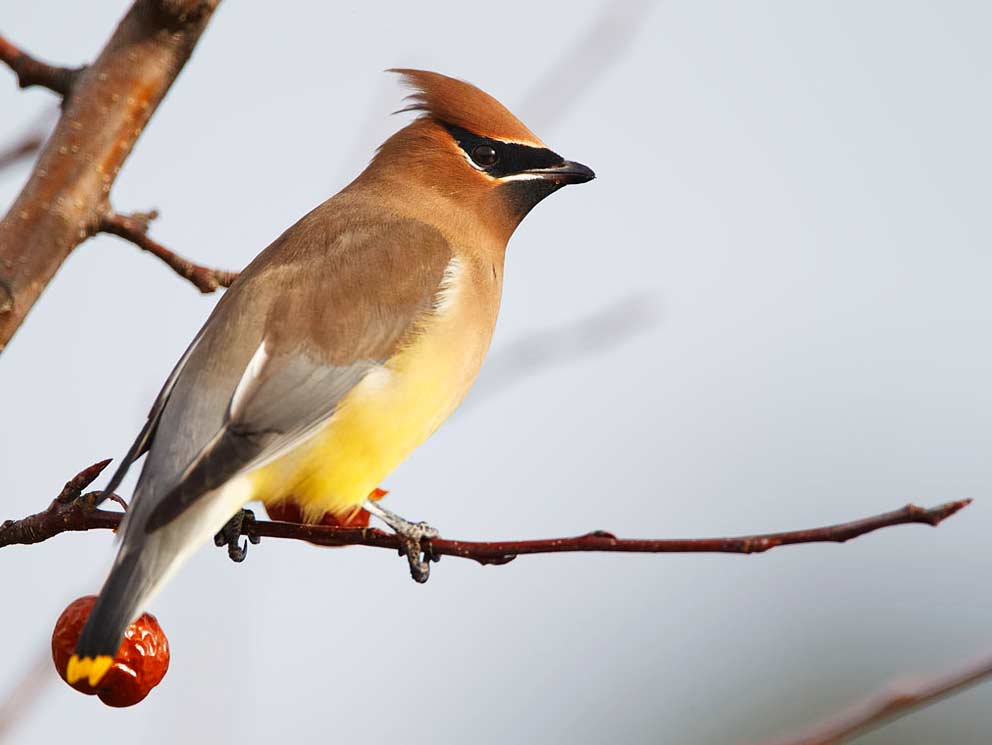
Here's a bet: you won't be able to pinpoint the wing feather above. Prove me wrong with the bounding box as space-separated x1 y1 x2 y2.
96 323 213 504
123 204 452 535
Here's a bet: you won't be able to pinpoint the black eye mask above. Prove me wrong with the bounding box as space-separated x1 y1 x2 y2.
443 123 564 178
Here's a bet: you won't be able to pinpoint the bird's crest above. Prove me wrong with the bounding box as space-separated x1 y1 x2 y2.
390 69 544 147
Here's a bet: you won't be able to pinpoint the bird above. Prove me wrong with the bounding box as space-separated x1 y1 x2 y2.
68 69 594 687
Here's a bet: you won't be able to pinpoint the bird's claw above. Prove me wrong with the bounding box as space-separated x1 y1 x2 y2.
394 521 440 583
214 508 261 563
362 500 441 583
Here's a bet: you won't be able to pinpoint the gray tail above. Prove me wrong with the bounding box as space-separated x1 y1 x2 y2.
74 551 149 659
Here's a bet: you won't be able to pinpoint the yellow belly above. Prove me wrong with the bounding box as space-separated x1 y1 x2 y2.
250 316 485 522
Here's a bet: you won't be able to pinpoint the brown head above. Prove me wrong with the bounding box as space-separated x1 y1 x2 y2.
353 69 594 244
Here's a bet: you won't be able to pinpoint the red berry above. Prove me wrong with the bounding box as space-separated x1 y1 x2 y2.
52 595 170 707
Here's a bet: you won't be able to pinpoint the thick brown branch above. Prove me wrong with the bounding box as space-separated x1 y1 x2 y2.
1 462 971 564
759 651 992 745
99 211 237 293
0 0 221 354
0 35 82 96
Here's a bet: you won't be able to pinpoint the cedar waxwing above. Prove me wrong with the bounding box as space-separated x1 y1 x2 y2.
68 69 594 686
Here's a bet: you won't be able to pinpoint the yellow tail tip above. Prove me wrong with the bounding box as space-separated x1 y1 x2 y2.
66 655 114 686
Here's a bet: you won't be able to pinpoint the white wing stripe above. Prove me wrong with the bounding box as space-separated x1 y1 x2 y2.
228 340 269 418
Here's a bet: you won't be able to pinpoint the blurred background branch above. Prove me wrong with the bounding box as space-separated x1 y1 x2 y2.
519 0 659 132
0 107 55 172
0 650 48 745
759 651 992 745
0 133 43 173
469 294 659 406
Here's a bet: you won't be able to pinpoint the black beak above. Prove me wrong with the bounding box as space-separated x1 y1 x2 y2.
524 160 596 185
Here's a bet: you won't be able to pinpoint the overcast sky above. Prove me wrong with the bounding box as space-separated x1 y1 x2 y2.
1 2 990 744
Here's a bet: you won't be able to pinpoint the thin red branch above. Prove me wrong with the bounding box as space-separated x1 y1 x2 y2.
230 498 972 564
0 35 82 96
99 211 237 293
758 651 992 745
0 462 971 566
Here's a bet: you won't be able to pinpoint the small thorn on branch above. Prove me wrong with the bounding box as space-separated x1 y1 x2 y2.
123 208 160 234
0 35 83 97
0 461 124 547
54 458 112 503
98 211 238 293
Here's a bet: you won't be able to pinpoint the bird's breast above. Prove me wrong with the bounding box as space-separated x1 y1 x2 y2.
253 253 500 519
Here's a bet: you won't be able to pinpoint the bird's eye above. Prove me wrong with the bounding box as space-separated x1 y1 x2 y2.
471 144 498 168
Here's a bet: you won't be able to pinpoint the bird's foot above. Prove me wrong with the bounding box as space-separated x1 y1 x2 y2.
363 500 440 583
214 508 261 563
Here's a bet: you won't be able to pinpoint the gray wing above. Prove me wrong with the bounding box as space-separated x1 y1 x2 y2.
115 202 452 535
142 349 376 531
96 324 211 503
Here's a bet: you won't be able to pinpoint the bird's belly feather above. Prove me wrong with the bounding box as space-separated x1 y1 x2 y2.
250 309 487 521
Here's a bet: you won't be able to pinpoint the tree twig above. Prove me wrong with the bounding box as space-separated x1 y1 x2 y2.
758 651 992 745
99 211 237 293
1 461 971 566
0 35 82 96
0 461 125 546
0 0 222 354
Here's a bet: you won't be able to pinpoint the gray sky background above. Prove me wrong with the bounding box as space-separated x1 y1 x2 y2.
1 2 990 744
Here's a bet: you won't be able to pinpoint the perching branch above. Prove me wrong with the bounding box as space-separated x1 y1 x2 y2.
99 211 237 293
0 461 971 567
0 35 82 96
0 0 222 354
758 651 992 745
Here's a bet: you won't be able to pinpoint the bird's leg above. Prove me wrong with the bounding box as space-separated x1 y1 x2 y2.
363 500 440 583
214 508 261 563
